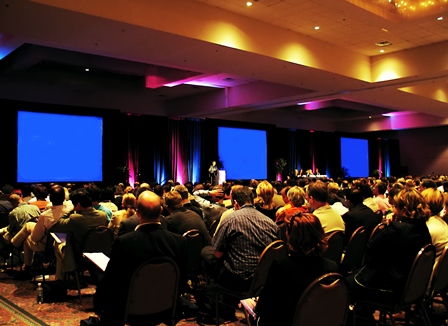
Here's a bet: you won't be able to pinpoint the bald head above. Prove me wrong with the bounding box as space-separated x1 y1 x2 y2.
137 191 162 222
9 194 23 208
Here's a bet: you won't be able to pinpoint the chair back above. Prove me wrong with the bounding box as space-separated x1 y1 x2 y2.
292 273 350 326
276 221 288 242
430 245 448 297
83 225 115 257
208 218 219 237
369 222 386 241
323 231 344 266
182 229 207 274
401 244 435 306
125 257 179 323
339 226 367 275
249 240 287 297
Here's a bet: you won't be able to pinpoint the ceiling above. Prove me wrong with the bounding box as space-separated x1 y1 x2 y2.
1 0 448 133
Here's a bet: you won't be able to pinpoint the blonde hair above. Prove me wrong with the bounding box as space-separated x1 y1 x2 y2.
395 188 430 221
421 188 444 216
121 193 137 219
255 180 275 209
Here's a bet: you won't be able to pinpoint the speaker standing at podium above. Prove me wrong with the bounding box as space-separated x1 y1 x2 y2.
208 161 218 185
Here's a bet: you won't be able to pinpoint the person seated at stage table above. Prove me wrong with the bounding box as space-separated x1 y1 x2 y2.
275 186 308 223
255 213 337 326
348 188 431 323
306 180 345 235
254 181 279 222
94 191 188 326
421 188 448 261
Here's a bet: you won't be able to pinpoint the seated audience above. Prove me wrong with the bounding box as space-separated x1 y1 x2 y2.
306 180 345 234
328 192 348 216
87 184 112 222
28 185 49 212
348 188 431 322
275 186 308 223
94 191 188 326
0 194 40 267
108 193 137 236
99 186 118 213
11 185 69 279
360 185 379 213
255 213 337 326
173 184 203 218
51 188 107 280
373 181 391 214
421 188 448 261
254 181 278 221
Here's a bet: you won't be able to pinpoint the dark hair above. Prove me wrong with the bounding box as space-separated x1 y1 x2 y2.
87 184 101 202
33 184 48 200
375 182 387 195
359 185 373 199
346 188 364 206
70 188 92 208
49 185 65 206
287 212 327 256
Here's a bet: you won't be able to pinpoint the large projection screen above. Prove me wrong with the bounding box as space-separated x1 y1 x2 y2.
17 111 103 183
218 127 267 180
340 137 368 177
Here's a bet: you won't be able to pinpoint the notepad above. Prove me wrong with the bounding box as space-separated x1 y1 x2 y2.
51 232 66 244
83 252 110 272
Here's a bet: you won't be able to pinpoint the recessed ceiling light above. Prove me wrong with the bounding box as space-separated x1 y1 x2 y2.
380 49 384 53
369 116 372 119
85 68 90 72
246 1 252 6
314 26 320 30
437 16 443 21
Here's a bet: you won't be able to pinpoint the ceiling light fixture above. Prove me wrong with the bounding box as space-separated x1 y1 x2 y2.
246 1 252 7
85 68 90 72
438 16 443 20
375 41 392 47
314 26 320 30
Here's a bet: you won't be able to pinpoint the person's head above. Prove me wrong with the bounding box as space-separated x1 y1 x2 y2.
421 188 444 216
393 188 431 221
255 181 275 208
8 194 22 208
137 191 162 222
49 185 65 206
287 213 327 257
420 178 437 191
327 182 339 194
165 190 183 212
346 188 364 207
101 186 115 202
33 184 48 200
173 184 189 200
359 185 373 199
307 180 328 208
87 184 101 202
212 161 216 166
121 193 137 210
374 182 387 196
231 185 253 209
70 188 93 209
287 186 306 207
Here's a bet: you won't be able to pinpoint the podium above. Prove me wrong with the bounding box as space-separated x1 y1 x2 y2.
218 170 226 185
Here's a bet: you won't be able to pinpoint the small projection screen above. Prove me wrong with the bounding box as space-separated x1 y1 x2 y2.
17 111 103 183
340 137 368 177
218 127 267 180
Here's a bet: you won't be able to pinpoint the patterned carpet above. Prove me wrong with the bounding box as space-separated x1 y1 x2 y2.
0 268 247 326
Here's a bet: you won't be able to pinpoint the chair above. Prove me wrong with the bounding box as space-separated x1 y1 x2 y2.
216 240 287 326
357 244 435 326
124 257 179 326
323 230 344 266
338 226 367 275
292 273 350 326
68 226 115 302
32 232 56 282
182 229 207 288
276 220 288 242
424 244 448 321
369 222 387 241
208 218 219 238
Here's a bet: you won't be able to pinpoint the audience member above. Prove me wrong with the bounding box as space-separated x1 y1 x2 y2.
255 213 337 326
373 182 391 214
306 180 344 234
11 185 69 279
421 188 448 261
94 191 188 325
51 188 107 281
275 186 308 223
327 192 348 216
87 184 112 222
28 185 49 212
108 193 137 236
360 185 379 213
348 188 431 323
173 184 203 218
254 181 278 221
99 186 118 213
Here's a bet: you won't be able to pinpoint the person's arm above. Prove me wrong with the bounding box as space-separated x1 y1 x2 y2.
30 215 46 242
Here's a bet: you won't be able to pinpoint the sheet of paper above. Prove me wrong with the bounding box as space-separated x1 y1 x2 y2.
240 297 258 318
83 252 110 272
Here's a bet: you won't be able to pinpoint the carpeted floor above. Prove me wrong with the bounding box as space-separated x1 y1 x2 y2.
0 268 247 326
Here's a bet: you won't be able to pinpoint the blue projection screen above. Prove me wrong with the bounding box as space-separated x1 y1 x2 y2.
17 111 103 183
218 127 267 180
340 137 368 177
